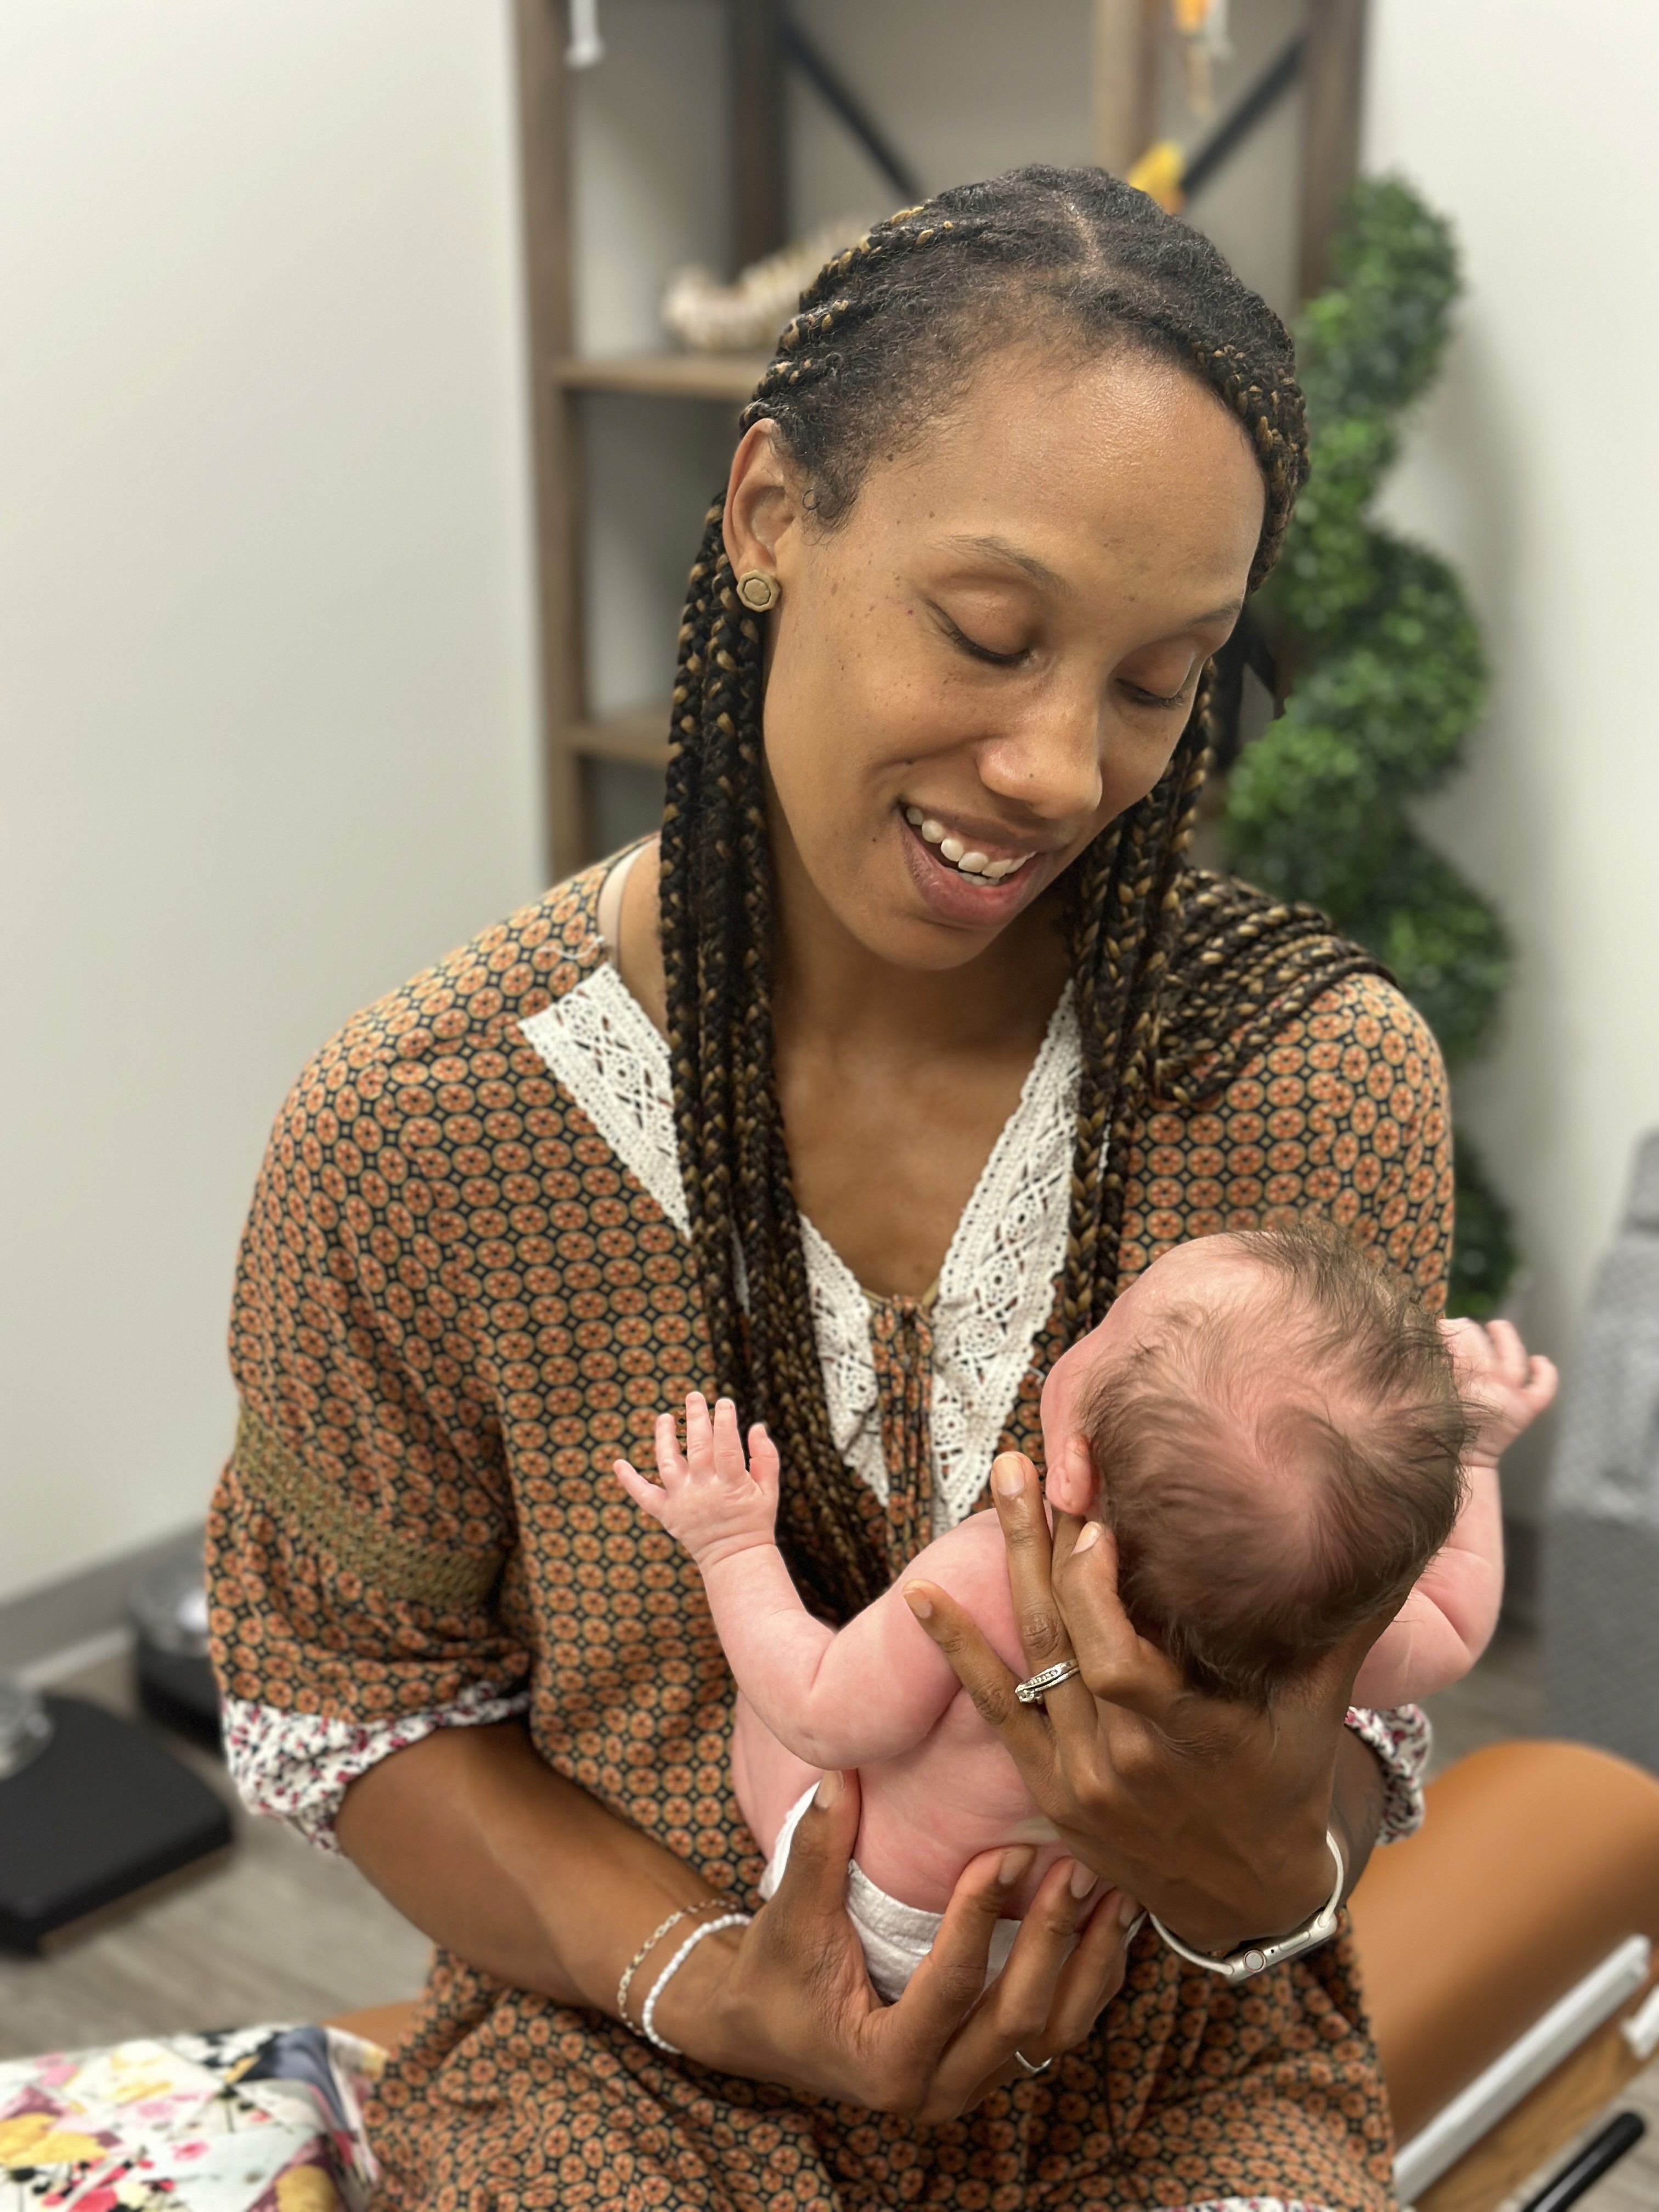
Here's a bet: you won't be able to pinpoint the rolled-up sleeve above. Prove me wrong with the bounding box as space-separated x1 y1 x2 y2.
207 991 532 1847
1345 1702 1432 1843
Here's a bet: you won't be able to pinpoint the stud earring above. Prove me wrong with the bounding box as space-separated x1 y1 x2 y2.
736 570 781 613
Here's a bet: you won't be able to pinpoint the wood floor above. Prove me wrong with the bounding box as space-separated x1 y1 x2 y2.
4 1630 1655 2211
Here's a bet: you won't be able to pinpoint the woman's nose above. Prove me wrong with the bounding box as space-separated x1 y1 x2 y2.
975 690 1104 825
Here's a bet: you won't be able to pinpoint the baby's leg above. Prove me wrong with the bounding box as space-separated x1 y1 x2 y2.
731 1691 820 1860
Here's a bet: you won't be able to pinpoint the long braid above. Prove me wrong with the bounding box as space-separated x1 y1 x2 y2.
661 168 1347 1622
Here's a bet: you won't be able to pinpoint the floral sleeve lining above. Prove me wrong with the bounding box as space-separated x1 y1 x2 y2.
1345 1702 1431 1843
222 1683 530 1855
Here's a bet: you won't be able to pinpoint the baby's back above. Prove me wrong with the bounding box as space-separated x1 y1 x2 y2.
849 1512 1065 1915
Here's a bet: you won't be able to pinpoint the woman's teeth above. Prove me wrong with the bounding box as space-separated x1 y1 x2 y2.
904 806 1032 882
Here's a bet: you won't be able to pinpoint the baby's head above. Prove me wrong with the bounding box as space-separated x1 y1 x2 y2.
1046 1223 1469 1707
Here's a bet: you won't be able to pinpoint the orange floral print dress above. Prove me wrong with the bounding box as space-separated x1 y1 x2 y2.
207 859 1454 2212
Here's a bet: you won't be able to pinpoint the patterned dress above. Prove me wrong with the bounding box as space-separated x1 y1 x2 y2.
207 859 1454 2212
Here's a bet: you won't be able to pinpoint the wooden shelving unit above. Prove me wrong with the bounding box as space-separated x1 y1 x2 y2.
513 0 1368 882
554 352 770 401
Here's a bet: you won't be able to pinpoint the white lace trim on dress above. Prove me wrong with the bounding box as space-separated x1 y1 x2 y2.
518 967 1079 1531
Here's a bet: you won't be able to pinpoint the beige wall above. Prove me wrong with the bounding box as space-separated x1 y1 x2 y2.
0 1 544 1604
1364 0 1659 1518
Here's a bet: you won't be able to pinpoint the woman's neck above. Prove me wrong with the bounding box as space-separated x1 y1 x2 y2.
613 832 1069 1062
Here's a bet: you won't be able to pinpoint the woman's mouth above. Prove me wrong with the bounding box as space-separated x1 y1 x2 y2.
904 806 1035 881
895 803 1048 925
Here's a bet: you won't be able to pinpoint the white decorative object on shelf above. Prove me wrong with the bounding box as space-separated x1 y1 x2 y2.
662 219 872 354
566 0 603 70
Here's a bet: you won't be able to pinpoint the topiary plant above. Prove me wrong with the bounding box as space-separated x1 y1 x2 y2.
1223 177 1515 1315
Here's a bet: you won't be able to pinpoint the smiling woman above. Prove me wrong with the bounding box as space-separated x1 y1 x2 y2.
208 167 1452 2212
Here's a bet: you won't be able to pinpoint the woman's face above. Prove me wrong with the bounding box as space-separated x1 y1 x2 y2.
725 344 1265 972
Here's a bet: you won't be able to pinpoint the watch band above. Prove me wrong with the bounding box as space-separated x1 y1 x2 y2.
1147 1827 1346 1984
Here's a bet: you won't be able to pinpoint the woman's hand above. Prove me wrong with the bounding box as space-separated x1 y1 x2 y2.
654 1767 1136 2121
904 1453 1379 1957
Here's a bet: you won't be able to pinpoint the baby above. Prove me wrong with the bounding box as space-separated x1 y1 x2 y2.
617 1223 1556 1999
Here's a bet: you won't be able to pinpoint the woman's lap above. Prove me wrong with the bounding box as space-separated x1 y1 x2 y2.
359 1927 1393 2212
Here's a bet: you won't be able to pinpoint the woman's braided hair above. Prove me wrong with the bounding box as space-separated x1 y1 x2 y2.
660 166 1378 1623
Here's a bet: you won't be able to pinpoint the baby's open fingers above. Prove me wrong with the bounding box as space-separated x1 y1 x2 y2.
682 1391 715 1478
1524 1353 1560 1413
711 1396 750 1486
1485 1317 1531 1388
615 1459 668 1521
748 1421 780 1500
652 1410 692 1487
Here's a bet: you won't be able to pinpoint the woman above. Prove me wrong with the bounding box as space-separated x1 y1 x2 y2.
210 168 1451 2210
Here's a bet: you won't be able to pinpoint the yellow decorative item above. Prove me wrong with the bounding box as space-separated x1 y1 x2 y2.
1127 140 1186 213
0 2114 108 2167
276 2168 346 2212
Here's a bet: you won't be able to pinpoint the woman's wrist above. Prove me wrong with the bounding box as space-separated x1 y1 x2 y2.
641 1909 750 2062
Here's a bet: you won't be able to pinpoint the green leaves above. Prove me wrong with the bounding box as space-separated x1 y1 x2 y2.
1221 176 1515 1312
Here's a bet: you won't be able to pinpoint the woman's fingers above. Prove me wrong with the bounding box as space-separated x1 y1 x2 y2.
1035 1882 1137 2053
895 1844 1034 2049
919 1859 1131 2120
1053 1521 1185 1718
988 1454 1078 1676
765 1768 862 1916
903 1579 1056 1756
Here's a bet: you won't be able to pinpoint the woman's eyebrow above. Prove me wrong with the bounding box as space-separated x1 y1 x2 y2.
939 537 1246 633
940 532 1071 593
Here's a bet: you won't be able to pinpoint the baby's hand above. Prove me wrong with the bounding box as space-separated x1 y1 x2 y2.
615 1393 780 1568
1443 1316 1558 1464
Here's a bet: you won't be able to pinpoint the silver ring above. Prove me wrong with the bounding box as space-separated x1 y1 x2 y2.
1013 2049 1053 2075
1014 1659 1081 1706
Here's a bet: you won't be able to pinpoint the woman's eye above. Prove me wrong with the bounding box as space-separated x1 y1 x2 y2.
1125 679 1192 709
937 611 1026 667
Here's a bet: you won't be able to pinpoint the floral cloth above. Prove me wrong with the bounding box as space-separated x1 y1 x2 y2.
0 2029 380 2212
207 861 1455 2211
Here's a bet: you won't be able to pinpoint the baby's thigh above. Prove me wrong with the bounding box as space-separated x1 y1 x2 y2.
731 1691 821 1857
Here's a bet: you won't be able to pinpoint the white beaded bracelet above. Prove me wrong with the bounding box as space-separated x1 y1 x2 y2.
638 1911 752 2054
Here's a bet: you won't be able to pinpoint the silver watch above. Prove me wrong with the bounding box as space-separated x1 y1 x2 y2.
1147 1828 1346 1984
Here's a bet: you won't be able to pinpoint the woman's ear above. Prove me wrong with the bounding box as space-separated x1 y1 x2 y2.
722 419 801 584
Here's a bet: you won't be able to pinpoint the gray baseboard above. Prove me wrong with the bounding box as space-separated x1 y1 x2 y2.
0 1524 205 1675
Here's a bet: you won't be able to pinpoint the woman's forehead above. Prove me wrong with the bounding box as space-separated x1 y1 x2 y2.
848 346 1264 596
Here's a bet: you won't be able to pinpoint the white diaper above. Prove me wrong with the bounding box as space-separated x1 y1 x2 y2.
759 1786 1019 2002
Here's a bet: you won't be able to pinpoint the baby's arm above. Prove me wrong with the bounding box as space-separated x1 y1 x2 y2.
616 1395 960 1769
1354 1318 1558 1705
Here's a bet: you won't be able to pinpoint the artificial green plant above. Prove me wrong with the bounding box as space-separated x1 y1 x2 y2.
1223 177 1515 1314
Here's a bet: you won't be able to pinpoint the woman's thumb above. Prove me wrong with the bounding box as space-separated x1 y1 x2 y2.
775 1769 861 1906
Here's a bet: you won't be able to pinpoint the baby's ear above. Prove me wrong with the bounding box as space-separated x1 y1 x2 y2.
1044 1432 1099 1519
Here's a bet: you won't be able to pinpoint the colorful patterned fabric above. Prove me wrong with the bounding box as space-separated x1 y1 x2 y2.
206 861 1454 2211
0 2028 381 2212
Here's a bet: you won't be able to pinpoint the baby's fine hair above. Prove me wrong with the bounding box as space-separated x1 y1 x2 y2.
1084 1221 1471 1707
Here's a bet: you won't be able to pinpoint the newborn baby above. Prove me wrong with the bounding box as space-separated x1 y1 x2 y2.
617 1223 1555 1999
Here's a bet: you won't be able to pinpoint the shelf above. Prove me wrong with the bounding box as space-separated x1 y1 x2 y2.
555 352 769 402
568 710 673 771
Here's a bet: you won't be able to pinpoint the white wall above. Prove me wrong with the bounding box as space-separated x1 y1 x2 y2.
1364 0 1659 1517
0 1 544 1604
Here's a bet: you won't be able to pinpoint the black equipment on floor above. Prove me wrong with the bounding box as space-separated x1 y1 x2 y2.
130 1550 222 1750
0 1679 232 1954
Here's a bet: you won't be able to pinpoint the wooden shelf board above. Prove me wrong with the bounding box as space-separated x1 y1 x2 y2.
569 712 673 771
555 352 768 402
